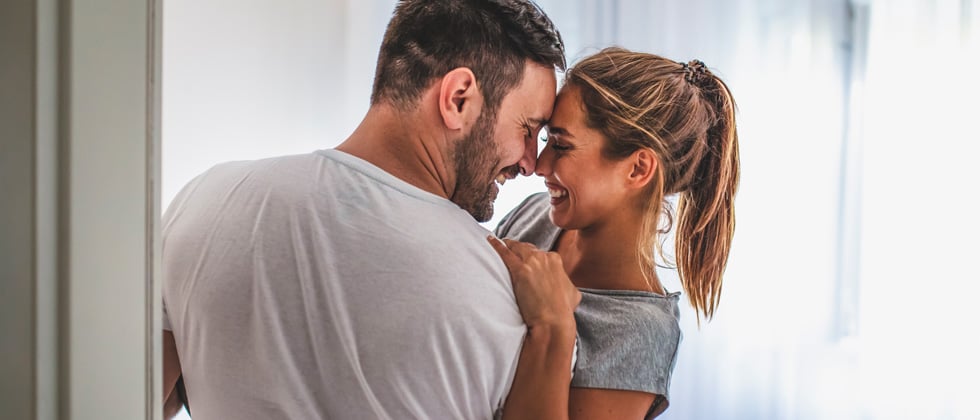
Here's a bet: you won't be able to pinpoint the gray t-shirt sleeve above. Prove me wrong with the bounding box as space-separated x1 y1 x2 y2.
571 291 681 420
494 193 560 250
571 290 681 397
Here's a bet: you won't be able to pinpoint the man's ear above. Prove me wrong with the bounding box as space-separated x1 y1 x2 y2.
439 67 482 131
626 148 659 189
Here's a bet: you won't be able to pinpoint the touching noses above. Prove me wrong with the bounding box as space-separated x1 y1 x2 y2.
517 133 538 176
534 145 554 178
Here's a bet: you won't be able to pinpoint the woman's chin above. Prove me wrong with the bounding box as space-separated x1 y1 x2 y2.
548 207 571 229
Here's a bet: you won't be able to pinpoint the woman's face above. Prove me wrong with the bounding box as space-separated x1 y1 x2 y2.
536 86 636 230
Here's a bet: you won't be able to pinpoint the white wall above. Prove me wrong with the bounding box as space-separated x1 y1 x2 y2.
162 0 560 228
162 0 394 209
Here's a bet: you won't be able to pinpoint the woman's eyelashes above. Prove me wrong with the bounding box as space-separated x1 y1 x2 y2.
542 134 571 152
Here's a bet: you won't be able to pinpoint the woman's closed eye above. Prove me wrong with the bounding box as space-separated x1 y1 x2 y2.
542 134 571 152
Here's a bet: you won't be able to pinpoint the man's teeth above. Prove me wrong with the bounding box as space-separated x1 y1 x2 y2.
548 188 567 198
495 174 507 186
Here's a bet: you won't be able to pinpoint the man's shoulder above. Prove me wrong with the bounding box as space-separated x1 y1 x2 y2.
190 152 323 185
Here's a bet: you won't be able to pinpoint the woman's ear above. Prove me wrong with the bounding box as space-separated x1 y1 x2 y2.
627 148 658 189
438 67 482 131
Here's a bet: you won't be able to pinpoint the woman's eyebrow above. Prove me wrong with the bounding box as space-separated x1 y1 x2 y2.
547 125 574 138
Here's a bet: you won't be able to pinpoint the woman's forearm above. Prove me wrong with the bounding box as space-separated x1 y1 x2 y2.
501 322 577 420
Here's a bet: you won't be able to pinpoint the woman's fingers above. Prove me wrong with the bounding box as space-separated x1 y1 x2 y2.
487 236 523 270
501 238 538 261
488 236 541 264
488 237 580 329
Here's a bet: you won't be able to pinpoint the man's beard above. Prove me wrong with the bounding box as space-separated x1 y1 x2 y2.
451 110 505 222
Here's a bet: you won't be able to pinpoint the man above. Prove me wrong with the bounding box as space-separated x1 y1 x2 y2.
161 0 565 418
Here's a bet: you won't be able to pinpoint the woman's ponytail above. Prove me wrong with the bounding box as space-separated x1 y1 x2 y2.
675 75 740 322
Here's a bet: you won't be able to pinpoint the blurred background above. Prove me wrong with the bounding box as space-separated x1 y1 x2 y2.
163 0 980 418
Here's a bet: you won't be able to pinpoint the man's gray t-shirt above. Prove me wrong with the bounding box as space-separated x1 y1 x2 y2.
495 193 682 419
162 150 526 419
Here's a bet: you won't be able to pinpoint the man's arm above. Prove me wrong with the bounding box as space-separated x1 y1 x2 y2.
162 330 183 419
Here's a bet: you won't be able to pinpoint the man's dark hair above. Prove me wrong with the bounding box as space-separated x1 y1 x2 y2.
371 0 565 117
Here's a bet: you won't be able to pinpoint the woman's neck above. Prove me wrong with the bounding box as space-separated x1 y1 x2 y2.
554 213 664 294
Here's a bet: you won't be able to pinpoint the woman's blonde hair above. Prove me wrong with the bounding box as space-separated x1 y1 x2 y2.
565 47 740 322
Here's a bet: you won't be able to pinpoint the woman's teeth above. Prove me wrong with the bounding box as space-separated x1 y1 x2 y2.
548 188 567 198
495 174 507 186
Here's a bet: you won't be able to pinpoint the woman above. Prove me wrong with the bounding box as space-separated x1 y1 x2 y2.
490 47 740 419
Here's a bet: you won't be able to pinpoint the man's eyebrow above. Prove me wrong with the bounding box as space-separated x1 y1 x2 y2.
527 117 549 128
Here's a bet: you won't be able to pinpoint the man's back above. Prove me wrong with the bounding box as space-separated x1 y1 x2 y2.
162 150 526 419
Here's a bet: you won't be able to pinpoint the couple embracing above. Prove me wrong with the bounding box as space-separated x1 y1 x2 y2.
162 1 739 419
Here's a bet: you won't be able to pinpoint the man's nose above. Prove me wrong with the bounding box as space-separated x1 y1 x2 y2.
518 134 538 176
534 145 553 177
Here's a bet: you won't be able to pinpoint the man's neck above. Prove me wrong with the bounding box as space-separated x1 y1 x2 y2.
336 104 455 200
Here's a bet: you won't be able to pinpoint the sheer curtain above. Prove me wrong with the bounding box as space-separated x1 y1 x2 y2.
853 0 980 418
581 1 979 419
163 1 980 419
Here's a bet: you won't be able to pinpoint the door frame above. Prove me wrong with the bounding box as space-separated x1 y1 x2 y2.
0 0 162 418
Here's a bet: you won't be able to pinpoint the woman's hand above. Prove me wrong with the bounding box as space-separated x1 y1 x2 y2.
487 236 581 331
490 236 580 420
